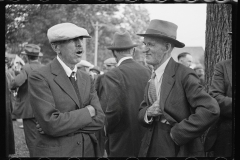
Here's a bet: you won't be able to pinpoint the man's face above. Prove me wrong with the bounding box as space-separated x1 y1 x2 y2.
179 54 193 68
56 37 84 68
143 37 167 68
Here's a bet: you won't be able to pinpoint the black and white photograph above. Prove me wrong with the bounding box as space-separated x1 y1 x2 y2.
5 3 234 158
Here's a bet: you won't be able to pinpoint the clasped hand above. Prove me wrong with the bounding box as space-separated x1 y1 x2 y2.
147 100 163 117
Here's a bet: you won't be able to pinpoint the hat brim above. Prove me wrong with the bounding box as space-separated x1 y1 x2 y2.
137 34 185 48
107 44 138 50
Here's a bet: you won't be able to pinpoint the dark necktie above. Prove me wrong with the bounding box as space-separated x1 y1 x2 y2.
69 72 82 108
148 71 157 105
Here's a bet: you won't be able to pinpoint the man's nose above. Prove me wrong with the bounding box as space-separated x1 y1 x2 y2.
142 47 150 53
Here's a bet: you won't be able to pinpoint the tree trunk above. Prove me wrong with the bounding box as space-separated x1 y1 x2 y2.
205 4 232 92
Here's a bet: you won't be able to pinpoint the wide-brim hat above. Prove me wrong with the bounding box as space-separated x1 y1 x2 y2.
137 19 185 48
23 44 41 56
107 31 138 50
47 23 91 43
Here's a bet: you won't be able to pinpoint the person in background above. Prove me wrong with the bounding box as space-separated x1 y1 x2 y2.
9 44 44 157
137 19 220 157
97 31 151 157
177 52 193 68
89 66 101 81
194 63 205 86
5 74 15 157
29 22 105 157
204 58 232 157
103 57 117 73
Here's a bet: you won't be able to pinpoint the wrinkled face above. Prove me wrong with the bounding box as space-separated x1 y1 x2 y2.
143 37 169 68
179 54 193 68
54 37 84 69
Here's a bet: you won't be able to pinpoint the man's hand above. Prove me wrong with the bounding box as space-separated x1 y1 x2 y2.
86 105 96 117
36 121 45 134
147 100 163 117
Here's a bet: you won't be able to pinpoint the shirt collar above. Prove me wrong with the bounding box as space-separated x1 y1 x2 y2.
57 55 77 78
117 57 133 66
154 57 171 82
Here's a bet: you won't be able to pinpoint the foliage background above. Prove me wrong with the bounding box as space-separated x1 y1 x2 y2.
5 4 150 70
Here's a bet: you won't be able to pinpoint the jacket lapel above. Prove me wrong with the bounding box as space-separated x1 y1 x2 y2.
51 58 80 108
159 58 176 124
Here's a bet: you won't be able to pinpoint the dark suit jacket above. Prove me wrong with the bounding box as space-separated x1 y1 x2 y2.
28 58 105 157
98 59 151 157
5 75 15 156
138 58 220 157
10 61 44 119
204 59 232 153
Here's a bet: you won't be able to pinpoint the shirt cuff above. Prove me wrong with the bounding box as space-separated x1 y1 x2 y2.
144 109 153 124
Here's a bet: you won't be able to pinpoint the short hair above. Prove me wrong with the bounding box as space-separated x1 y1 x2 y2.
27 55 38 61
177 52 191 61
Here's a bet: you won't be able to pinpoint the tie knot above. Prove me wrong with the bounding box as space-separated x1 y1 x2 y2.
151 71 156 79
71 72 76 78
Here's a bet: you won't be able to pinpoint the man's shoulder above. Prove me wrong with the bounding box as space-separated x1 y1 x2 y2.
29 63 51 79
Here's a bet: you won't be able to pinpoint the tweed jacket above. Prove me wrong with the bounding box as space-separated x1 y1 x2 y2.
10 61 44 119
28 58 105 157
98 59 151 157
138 58 220 157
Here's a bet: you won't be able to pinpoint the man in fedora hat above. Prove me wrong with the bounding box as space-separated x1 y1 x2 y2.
96 31 151 157
137 19 220 157
9 44 44 156
204 32 232 157
28 23 105 157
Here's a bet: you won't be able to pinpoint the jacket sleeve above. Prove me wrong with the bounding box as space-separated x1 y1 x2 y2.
209 63 232 118
170 70 220 146
10 67 27 90
81 77 105 131
28 70 102 137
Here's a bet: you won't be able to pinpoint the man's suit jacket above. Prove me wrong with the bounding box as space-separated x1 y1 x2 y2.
28 58 105 157
10 61 44 119
204 59 232 154
98 59 151 157
138 58 220 157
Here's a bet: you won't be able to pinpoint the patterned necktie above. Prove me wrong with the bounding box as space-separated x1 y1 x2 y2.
69 72 82 108
148 71 157 105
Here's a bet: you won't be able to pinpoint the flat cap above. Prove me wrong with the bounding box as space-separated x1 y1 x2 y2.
47 23 91 43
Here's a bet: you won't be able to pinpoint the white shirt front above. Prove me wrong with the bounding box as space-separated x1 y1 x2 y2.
144 57 171 123
116 57 133 66
57 55 77 80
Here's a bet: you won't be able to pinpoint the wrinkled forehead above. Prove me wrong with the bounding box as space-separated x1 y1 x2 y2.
143 36 166 44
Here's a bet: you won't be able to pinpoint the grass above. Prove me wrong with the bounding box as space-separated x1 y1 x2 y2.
10 120 29 157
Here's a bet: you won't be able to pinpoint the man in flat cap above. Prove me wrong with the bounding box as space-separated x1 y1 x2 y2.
96 31 151 157
204 32 232 157
28 23 105 157
103 57 117 73
9 44 44 156
137 19 220 157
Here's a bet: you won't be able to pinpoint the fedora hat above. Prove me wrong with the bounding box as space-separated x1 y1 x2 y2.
137 19 185 48
23 44 41 56
107 31 138 50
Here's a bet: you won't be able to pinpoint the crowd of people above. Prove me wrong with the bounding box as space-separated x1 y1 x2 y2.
5 19 232 158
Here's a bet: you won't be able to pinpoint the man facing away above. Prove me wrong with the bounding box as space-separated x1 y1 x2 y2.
137 19 220 157
96 31 151 157
9 44 44 156
28 23 105 157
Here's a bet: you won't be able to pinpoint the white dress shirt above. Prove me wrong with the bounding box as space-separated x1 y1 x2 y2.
57 56 77 80
144 57 171 123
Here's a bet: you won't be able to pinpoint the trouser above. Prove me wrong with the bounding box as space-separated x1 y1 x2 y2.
23 118 37 157
147 122 180 157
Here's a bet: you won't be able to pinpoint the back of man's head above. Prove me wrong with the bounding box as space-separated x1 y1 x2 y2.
177 52 191 61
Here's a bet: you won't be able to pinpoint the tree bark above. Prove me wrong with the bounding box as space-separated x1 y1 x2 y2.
205 4 232 92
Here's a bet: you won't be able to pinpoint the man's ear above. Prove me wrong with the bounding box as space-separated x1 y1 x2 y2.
51 43 60 54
